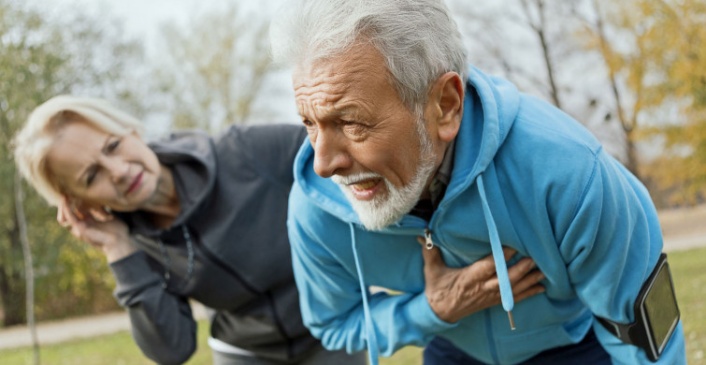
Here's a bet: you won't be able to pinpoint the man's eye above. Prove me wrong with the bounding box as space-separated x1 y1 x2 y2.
302 119 314 127
342 121 366 135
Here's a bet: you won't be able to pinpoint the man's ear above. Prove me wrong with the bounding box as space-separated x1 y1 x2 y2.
426 72 463 143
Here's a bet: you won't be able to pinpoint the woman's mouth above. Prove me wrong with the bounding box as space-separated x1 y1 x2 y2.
126 171 143 195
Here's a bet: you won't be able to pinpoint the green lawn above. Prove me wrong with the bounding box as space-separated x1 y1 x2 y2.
2 247 704 365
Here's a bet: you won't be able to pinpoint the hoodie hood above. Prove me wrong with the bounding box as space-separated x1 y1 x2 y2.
123 130 217 235
293 66 522 364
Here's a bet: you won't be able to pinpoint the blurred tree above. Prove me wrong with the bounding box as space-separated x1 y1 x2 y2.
449 0 633 165
0 0 146 326
576 0 662 179
450 1 591 108
154 2 277 133
636 0 706 205
580 0 706 205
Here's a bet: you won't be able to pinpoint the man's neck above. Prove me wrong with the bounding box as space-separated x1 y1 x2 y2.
410 139 456 221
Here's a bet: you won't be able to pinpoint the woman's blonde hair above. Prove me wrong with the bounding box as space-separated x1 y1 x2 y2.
13 95 144 206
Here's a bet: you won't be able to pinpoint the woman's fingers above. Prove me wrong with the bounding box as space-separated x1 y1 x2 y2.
89 206 114 222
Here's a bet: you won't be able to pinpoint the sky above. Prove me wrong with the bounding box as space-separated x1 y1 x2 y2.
47 0 284 44
33 0 300 133
27 0 627 156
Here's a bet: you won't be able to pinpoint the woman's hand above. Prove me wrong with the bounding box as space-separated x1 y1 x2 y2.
57 196 137 263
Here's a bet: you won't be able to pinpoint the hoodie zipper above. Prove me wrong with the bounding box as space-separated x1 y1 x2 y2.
424 229 434 250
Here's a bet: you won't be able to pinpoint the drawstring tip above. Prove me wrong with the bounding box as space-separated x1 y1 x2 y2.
507 311 516 331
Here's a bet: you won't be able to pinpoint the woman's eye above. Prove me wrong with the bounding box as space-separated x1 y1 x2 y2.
86 168 97 187
107 139 120 152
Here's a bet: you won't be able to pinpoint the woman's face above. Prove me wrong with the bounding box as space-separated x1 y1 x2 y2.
46 120 162 212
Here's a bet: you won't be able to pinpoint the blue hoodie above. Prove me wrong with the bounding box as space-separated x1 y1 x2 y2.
287 66 686 365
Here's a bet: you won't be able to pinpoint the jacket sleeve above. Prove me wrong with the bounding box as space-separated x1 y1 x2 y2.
110 250 197 365
553 148 686 364
287 186 456 356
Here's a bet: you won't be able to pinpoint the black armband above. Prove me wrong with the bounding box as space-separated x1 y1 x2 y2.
597 253 680 362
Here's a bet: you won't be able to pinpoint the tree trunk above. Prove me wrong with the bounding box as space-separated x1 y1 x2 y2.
625 128 641 181
0 252 25 327
15 171 41 364
0 179 27 327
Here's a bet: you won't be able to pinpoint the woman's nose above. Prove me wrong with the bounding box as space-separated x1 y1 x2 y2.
103 156 129 183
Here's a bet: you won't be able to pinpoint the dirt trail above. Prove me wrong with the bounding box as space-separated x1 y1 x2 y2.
1 206 704 351
0 301 208 351
659 204 706 252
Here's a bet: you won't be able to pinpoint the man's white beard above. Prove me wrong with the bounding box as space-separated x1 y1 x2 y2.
332 125 437 231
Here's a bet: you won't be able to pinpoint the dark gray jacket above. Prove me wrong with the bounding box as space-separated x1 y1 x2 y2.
110 124 316 364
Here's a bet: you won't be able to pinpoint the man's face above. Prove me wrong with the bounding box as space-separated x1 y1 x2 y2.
293 43 440 230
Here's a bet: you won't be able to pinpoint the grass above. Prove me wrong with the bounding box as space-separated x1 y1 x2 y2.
670 247 706 364
1 247 704 365
0 321 213 365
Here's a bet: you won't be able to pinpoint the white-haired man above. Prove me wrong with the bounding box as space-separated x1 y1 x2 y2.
271 1 686 364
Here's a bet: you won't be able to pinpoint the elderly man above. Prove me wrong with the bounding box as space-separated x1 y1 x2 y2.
270 1 686 364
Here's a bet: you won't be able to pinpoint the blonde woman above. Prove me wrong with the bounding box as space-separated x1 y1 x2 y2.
14 96 366 365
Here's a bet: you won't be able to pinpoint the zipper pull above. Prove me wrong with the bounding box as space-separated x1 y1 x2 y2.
424 229 434 250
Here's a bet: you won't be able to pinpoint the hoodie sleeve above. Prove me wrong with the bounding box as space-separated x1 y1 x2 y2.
110 250 197 365
287 185 456 356
553 148 686 364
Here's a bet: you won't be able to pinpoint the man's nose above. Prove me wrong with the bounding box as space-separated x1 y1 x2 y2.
312 129 352 178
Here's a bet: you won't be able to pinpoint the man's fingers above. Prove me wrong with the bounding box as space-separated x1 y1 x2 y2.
472 249 511 279
507 257 537 282
512 283 545 303
511 269 545 294
502 247 517 261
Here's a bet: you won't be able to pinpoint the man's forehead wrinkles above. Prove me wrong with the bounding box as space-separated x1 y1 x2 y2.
294 73 349 94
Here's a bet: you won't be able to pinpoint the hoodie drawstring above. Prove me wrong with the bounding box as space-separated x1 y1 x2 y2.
350 175 515 365
350 224 380 365
477 175 516 329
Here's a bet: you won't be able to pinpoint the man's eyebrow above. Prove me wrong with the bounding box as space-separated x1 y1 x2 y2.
336 103 371 119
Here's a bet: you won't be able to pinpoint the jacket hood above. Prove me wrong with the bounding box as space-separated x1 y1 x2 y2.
124 130 217 235
152 130 217 224
293 65 520 222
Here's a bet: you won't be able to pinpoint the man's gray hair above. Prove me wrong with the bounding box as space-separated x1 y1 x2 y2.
270 0 467 113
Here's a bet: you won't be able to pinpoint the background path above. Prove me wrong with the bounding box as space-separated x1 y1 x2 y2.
1 206 705 350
